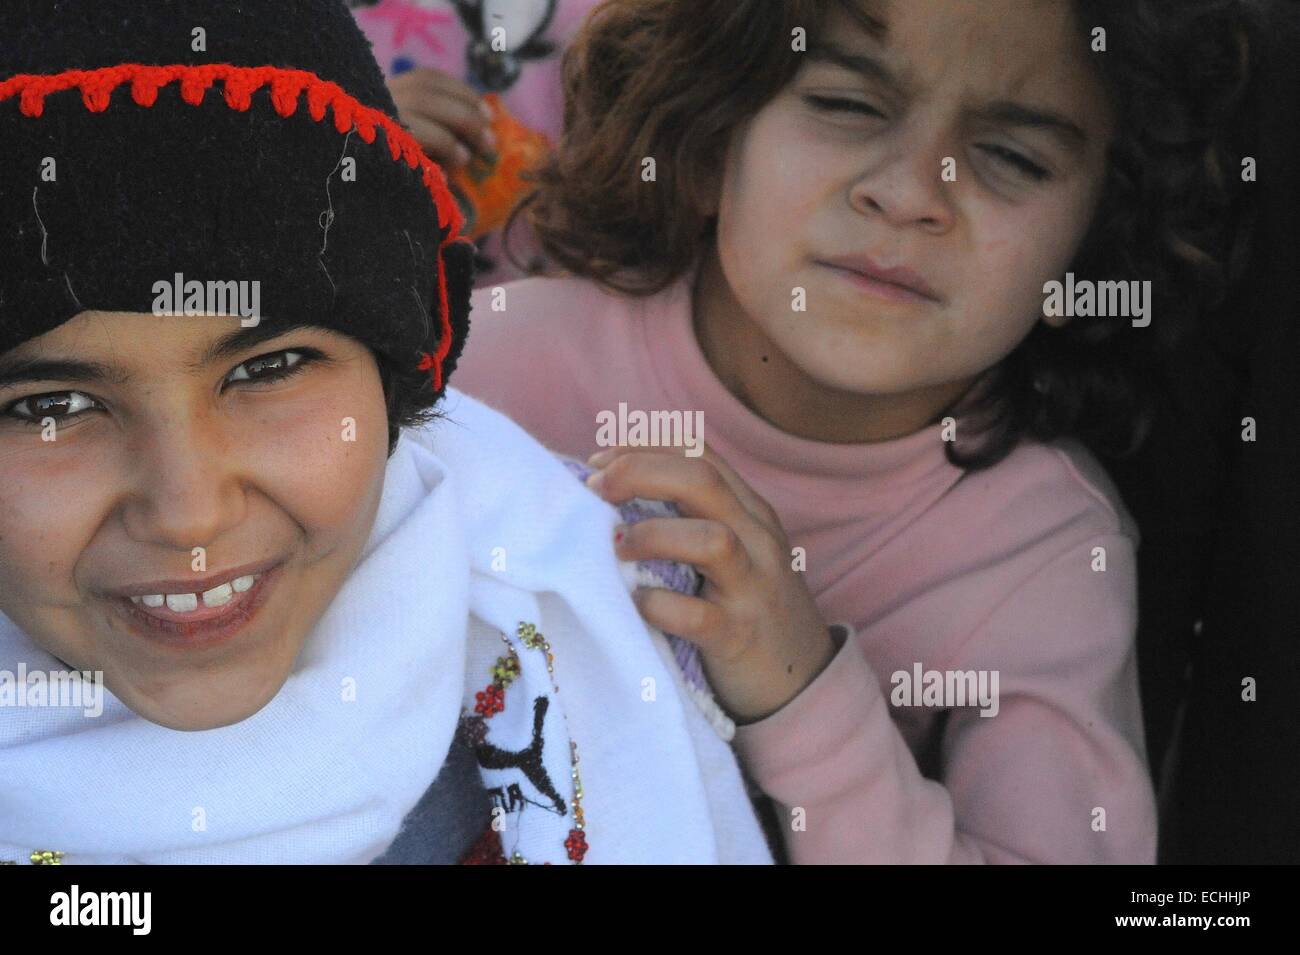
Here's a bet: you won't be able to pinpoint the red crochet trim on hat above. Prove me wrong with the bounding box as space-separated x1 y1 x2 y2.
0 63 465 392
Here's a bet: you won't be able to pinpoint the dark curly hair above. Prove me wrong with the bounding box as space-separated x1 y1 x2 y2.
500 0 1258 471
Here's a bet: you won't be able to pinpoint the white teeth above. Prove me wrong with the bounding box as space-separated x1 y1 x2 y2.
201 582 234 608
129 573 261 613
165 592 199 613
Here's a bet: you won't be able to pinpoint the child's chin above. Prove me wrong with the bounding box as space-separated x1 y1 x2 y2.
144 694 283 732
111 662 296 731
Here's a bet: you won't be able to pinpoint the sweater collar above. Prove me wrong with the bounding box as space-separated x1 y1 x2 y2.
637 259 991 496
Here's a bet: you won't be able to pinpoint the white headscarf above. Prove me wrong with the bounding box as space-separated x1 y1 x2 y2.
0 388 772 864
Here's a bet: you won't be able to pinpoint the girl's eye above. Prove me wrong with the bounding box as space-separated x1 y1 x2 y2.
1 348 324 428
804 94 885 119
3 390 102 425
978 144 1051 182
224 349 314 386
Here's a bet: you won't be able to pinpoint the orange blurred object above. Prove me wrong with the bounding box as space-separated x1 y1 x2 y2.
450 92 552 240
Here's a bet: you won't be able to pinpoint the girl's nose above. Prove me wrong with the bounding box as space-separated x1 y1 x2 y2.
849 122 957 235
119 415 247 551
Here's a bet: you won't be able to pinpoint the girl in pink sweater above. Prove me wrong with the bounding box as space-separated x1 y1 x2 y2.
450 0 1251 862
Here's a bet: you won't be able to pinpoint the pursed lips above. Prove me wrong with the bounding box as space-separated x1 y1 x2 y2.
817 254 943 303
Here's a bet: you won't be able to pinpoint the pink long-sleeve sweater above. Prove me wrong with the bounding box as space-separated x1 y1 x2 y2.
447 263 1159 864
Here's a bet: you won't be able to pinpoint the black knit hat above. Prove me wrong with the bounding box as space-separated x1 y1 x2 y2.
0 0 474 413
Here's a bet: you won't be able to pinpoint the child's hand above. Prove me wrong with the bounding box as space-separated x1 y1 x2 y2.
386 67 497 170
585 444 838 723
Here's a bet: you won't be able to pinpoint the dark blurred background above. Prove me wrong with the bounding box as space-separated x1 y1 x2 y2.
1109 0 1299 864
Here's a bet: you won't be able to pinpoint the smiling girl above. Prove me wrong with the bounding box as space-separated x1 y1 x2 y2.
451 0 1252 862
0 0 771 865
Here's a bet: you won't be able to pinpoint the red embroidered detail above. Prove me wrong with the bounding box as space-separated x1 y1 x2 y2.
467 625 592 866
0 63 464 391
474 683 505 718
459 825 507 865
564 828 588 863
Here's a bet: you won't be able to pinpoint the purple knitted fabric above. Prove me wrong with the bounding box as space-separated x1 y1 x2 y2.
559 456 709 693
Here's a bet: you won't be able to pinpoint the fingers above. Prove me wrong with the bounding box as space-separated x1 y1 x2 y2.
587 448 755 533
630 586 729 654
690 441 784 535
588 443 784 538
388 66 489 119
386 68 496 168
615 517 751 594
398 114 474 168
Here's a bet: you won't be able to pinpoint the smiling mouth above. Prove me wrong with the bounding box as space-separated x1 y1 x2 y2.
111 564 283 647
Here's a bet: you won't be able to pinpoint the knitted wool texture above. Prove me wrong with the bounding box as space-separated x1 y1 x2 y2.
0 0 473 400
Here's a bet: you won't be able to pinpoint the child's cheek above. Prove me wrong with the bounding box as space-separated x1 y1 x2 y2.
230 381 389 549
0 447 105 610
969 229 1043 329
720 108 819 242
969 201 1080 335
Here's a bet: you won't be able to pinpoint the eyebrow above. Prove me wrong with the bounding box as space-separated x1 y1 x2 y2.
973 101 1089 150
0 356 130 390
0 320 318 390
184 320 318 373
804 42 1089 150
806 42 911 97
